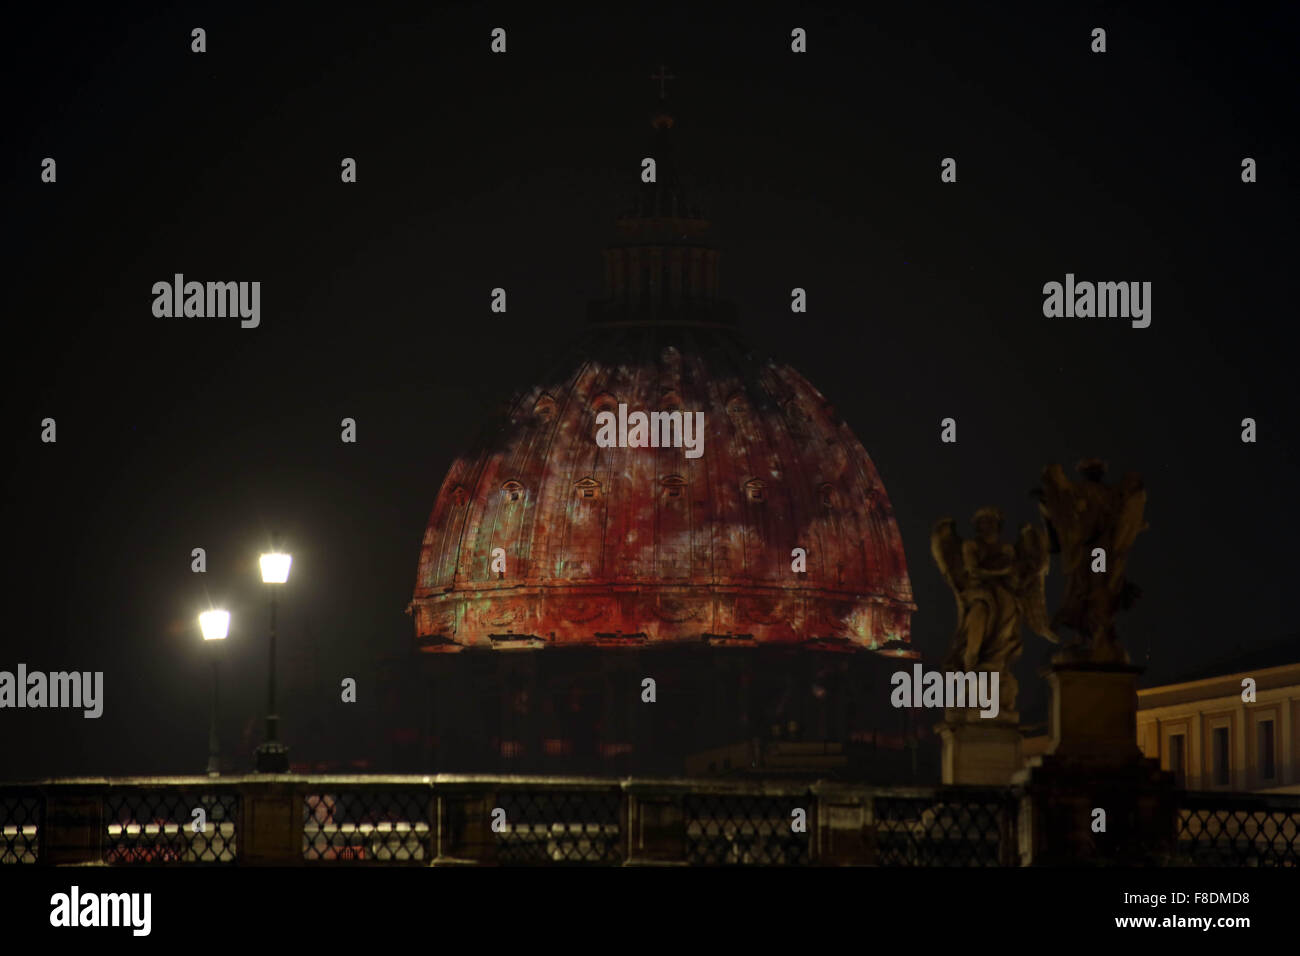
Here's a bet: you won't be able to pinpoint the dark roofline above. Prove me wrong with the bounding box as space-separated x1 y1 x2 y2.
1160 631 1300 685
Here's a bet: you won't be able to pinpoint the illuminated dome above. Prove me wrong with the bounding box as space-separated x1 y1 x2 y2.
409 99 915 654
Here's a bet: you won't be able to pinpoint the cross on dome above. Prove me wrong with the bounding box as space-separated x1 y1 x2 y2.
651 64 676 100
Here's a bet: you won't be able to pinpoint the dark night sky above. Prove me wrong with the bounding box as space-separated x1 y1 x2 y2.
3 2 1297 777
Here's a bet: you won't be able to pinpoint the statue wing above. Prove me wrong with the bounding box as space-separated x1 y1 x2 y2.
930 518 968 594
931 518 970 668
1107 472 1147 591
1039 464 1086 572
1015 523 1058 643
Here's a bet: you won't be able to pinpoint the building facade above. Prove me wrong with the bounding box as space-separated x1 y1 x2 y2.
1137 660 1300 794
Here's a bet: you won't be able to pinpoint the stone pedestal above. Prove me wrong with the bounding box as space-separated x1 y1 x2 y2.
1045 660 1143 760
938 709 1023 786
44 795 102 865
432 787 497 865
1015 661 1175 864
624 788 689 866
241 780 302 865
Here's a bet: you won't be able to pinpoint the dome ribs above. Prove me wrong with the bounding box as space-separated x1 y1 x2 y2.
414 311 912 651
558 357 612 582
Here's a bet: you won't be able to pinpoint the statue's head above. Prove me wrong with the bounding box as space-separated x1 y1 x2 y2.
1077 458 1108 482
972 506 1004 537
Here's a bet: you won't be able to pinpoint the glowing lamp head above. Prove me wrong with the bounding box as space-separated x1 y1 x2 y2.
260 552 292 584
199 609 231 641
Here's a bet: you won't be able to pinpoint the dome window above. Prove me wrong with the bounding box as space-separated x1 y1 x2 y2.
534 395 557 420
502 481 524 502
744 478 766 502
819 483 837 508
662 474 687 499
575 476 602 500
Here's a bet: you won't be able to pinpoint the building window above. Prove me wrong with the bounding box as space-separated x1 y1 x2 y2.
575 477 601 499
1258 719 1276 781
744 478 765 502
502 480 523 502
819 483 836 508
1167 733 1186 788
1212 726 1230 786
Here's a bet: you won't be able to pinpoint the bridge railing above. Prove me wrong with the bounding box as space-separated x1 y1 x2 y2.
0 776 1017 866
1173 791 1300 866
3 775 1295 865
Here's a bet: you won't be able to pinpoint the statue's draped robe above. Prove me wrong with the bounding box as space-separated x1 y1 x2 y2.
951 539 1021 714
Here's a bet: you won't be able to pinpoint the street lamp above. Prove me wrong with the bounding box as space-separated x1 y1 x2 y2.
255 540 292 772
198 609 230 776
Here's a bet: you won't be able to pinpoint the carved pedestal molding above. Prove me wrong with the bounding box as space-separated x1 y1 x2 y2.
938 709 1024 786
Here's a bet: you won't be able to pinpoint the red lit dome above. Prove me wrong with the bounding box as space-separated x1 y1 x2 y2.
408 99 915 653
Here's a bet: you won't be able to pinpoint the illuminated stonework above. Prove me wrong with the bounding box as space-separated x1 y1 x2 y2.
409 323 915 651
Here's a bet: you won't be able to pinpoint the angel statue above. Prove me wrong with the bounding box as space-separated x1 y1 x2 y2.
931 507 1058 717
1034 459 1147 663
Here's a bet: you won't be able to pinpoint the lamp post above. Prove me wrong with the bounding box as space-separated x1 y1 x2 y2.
198 609 230 776
255 540 292 773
